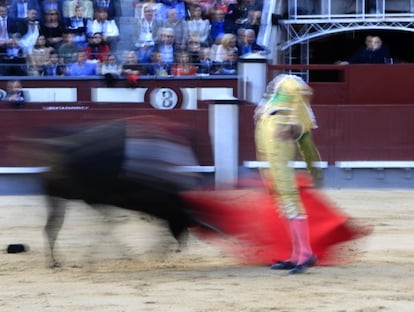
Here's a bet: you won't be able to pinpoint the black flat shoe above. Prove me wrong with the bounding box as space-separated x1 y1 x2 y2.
288 255 317 274
270 260 296 270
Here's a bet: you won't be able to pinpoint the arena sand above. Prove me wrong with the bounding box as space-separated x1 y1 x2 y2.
0 189 413 312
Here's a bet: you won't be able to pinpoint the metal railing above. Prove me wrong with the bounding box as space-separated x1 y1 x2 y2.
286 0 414 21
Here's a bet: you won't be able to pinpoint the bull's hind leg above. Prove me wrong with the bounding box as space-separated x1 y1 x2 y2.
169 218 189 252
44 196 66 268
167 198 192 252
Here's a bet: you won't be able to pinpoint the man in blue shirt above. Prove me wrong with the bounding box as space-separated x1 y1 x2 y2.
67 50 97 75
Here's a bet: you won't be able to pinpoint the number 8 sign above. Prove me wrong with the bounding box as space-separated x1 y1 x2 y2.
150 87 179 109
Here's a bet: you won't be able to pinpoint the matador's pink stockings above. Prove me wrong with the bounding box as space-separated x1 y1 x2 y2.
289 217 313 264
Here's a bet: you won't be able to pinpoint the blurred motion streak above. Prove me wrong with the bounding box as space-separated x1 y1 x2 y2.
11 116 371 267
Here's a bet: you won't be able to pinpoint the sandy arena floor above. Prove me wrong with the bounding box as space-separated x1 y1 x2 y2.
0 189 413 312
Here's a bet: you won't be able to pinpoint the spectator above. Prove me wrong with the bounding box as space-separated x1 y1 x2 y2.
63 5 90 49
66 49 97 75
0 5 14 47
27 34 54 75
152 27 176 64
214 48 237 74
237 28 267 56
209 8 235 43
187 31 208 63
85 31 109 62
134 0 162 22
171 50 197 76
244 0 262 34
196 46 214 75
40 0 64 15
100 53 121 86
236 26 246 44
133 2 162 63
121 49 141 86
57 31 79 64
186 6 211 43
145 49 170 76
8 0 42 22
157 0 186 21
0 32 28 76
336 35 372 65
3 80 26 108
87 7 119 51
93 0 118 20
214 0 231 13
16 8 41 55
226 0 262 33
209 33 221 62
40 9 64 49
339 35 391 64
213 32 237 62
186 5 211 44
163 8 188 51
43 50 66 75
63 0 93 19
197 0 216 17
371 36 392 63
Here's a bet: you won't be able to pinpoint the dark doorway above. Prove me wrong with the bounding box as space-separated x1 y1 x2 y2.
309 30 414 64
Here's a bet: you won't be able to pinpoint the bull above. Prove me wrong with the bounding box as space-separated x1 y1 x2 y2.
27 116 213 267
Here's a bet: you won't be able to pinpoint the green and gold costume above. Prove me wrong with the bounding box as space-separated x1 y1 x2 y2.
255 74 322 218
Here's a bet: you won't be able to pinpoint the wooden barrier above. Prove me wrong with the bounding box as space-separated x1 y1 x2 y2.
2 68 414 169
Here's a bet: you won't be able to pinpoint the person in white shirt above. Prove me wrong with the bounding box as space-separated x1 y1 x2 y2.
16 8 41 55
162 8 187 51
0 5 11 48
214 33 237 62
133 3 162 63
186 5 211 44
87 7 119 51
63 0 93 19
100 53 121 86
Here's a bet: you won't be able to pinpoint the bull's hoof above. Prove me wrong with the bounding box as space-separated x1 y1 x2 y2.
50 260 62 268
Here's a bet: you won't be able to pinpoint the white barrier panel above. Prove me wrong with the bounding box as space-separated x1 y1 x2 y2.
0 167 49 174
243 160 328 169
335 161 414 169
92 88 147 103
238 54 267 104
210 100 239 187
25 88 77 102
199 87 235 100
0 166 214 174
180 88 198 109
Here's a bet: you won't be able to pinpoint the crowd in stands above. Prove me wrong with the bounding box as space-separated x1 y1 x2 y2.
0 0 269 79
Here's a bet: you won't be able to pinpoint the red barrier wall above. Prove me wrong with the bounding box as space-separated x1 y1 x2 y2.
1 67 414 167
0 108 213 167
238 103 414 164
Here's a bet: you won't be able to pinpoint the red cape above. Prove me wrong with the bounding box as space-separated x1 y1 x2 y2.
181 174 371 265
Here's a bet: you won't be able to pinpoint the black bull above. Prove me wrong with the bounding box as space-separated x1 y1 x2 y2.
26 118 215 267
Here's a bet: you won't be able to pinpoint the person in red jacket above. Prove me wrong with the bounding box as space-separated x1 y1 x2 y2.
85 31 110 62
